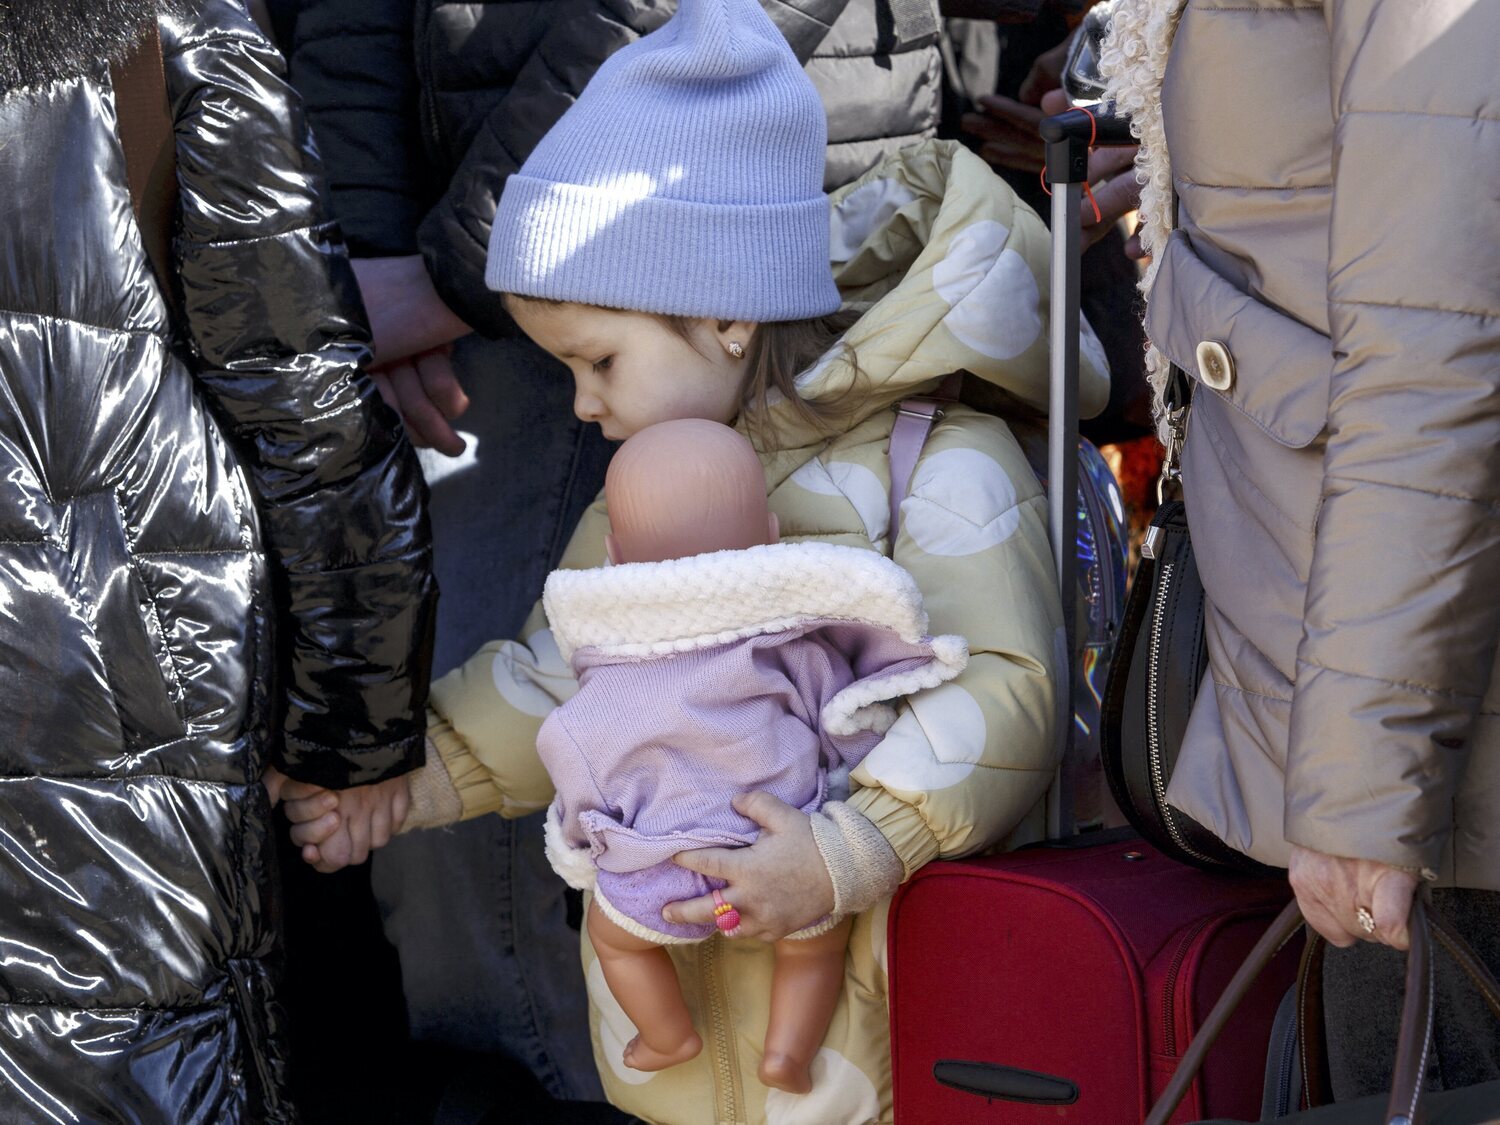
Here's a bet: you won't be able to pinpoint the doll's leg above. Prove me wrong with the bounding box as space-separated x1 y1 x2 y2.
760 916 855 1093
586 899 702 1071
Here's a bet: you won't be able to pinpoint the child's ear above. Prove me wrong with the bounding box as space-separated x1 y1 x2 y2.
714 319 759 357
605 532 623 566
767 512 780 545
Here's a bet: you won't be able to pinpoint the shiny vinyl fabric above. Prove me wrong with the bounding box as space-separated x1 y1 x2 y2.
0 2 436 1119
1111 0 1500 886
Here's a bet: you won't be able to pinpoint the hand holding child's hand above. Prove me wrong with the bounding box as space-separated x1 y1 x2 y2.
664 792 835 941
282 776 410 873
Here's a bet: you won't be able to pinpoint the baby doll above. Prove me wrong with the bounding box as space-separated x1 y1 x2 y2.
537 418 968 1093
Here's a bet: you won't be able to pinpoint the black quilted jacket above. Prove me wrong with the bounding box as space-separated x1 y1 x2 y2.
288 0 945 337
0 1 436 1118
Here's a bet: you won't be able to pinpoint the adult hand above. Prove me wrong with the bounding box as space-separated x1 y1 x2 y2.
369 344 470 455
1288 844 1421 951
663 793 835 941
960 40 1070 174
351 255 473 367
286 775 412 874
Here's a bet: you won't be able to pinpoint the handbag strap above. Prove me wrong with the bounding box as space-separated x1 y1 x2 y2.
109 20 178 292
1146 894 1500 1125
887 372 962 540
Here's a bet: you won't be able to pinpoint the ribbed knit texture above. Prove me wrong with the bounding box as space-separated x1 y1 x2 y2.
486 0 841 320
808 801 905 920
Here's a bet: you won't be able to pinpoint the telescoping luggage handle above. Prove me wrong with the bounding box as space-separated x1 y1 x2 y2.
1146 894 1500 1125
1038 106 1134 838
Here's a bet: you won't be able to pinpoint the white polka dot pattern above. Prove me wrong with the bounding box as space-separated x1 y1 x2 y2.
830 179 919 263
901 448 1021 556
933 221 1043 360
491 632 568 718
857 683 986 793
788 459 890 544
764 1047 881 1124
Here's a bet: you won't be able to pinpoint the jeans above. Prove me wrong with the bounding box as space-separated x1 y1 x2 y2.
371 333 615 1101
1324 887 1500 1101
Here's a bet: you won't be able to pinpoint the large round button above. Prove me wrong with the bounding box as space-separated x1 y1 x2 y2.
1195 339 1236 392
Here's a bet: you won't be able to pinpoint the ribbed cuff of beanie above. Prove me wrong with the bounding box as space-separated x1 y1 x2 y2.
400 739 465 833
487 174 841 321
810 800 906 917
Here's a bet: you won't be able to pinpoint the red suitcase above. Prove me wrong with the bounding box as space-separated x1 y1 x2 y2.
888 836 1299 1124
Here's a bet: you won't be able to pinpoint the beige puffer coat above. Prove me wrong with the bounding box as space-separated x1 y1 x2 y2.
1103 0 1500 886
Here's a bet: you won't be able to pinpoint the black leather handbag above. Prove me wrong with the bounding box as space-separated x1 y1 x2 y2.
1101 371 1274 875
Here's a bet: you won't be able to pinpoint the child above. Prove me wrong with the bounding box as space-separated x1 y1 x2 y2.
545 418 967 1091
288 0 1109 1118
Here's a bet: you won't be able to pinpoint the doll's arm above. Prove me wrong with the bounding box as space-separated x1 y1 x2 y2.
847 412 1062 876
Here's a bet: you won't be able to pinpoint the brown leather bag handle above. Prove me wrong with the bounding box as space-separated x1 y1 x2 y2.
1145 893 1500 1125
109 21 178 293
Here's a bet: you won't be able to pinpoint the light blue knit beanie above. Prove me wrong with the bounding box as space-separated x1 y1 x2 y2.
486 0 841 322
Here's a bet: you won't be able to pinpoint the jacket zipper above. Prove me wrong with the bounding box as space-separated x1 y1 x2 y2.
1163 914 1215 1058
412 6 445 161
700 936 743 1124
1145 560 1215 865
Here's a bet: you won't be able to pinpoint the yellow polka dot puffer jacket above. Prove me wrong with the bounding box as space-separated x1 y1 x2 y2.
416 140 1110 1125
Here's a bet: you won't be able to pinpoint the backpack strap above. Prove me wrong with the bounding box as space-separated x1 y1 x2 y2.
888 372 962 541
110 21 178 292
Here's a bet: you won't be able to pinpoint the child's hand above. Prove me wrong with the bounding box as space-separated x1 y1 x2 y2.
281 781 342 858
663 792 835 941
284 776 411 874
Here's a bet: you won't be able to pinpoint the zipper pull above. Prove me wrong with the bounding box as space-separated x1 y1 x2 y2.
1142 524 1164 560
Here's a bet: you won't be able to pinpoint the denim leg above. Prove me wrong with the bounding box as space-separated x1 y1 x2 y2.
371 333 615 1101
1323 887 1500 1100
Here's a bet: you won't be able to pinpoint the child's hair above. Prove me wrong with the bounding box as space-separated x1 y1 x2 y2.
506 295 863 450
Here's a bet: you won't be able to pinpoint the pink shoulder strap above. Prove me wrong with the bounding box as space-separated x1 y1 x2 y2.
887 373 962 541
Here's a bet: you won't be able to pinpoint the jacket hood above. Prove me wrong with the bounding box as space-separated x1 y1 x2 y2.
757 140 1112 451
0 0 190 93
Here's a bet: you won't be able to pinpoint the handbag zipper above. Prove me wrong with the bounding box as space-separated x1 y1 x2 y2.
1145 560 1214 866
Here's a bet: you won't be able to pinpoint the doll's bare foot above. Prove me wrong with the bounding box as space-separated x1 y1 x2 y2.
623 1030 702 1072
759 1051 814 1094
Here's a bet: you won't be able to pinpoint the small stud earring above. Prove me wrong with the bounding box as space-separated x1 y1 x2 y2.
728 342 745 359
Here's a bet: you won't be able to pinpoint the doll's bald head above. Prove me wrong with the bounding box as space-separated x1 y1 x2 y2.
605 420 778 564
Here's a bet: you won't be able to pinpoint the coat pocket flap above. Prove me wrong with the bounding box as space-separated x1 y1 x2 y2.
1147 231 1332 449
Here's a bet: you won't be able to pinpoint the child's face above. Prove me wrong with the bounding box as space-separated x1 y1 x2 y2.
509 300 749 442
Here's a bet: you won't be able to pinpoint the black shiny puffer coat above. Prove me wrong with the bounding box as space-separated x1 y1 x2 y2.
0 2 436 1119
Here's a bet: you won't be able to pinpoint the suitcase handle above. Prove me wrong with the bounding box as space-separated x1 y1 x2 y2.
932 1059 1079 1106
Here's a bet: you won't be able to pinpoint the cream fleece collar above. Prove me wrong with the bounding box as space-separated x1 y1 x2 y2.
543 541 932 665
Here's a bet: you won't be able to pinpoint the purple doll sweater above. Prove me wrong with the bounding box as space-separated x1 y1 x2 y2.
538 541 968 943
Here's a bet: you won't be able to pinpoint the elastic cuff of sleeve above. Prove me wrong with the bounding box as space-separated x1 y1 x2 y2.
842 790 942 881
810 801 905 917
427 711 508 821
400 741 465 833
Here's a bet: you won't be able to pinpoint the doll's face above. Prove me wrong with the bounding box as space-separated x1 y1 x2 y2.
508 299 755 442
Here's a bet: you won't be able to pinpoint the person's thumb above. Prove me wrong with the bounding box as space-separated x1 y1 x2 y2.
1371 868 1420 951
262 765 287 808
